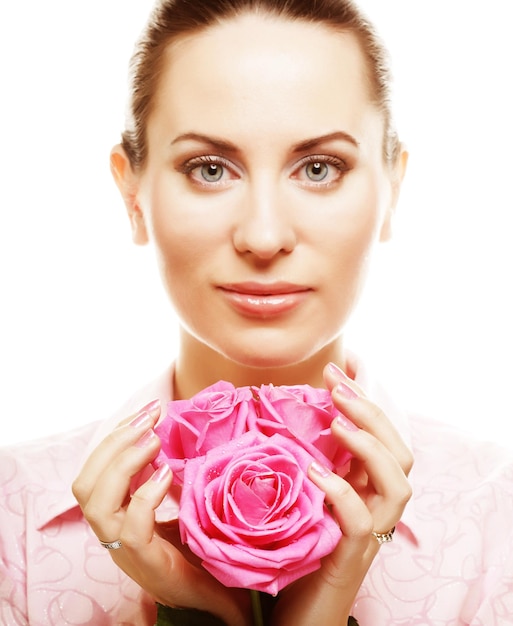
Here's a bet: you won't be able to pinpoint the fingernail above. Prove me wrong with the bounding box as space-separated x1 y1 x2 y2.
135 429 157 448
335 414 359 432
335 381 358 400
310 460 332 478
130 399 160 428
130 411 152 429
141 398 161 415
328 362 350 380
152 463 172 483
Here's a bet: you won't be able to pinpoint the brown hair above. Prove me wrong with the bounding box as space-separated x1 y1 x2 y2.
121 0 399 170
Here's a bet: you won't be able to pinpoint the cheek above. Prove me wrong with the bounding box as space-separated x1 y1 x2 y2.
311 175 388 318
143 180 221 277
153 226 209 290
152 229 212 325
313 176 387 265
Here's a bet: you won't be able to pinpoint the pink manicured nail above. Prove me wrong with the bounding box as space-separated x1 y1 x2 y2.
135 429 157 448
152 463 171 483
140 398 160 414
335 414 359 432
130 399 160 428
130 411 152 428
328 362 350 380
335 381 358 400
310 460 332 478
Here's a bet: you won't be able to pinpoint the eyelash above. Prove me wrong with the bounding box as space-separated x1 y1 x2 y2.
292 154 349 188
177 155 238 188
177 153 349 189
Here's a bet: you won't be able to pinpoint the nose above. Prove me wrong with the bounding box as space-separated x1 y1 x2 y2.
232 180 297 260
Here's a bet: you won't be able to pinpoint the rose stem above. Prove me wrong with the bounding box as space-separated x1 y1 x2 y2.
250 589 264 626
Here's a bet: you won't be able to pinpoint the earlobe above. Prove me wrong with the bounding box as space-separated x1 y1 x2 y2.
110 145 149 245
379 146 409 242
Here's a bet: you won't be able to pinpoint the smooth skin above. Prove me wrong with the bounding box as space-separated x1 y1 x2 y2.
73 13 412 626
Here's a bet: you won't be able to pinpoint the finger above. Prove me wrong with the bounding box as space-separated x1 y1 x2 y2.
308 462 379 590
333 416 411 497
119 466 250 624
327 418 412 532
324 362 412 474
274 465 379 625
115 398 161 428
109 463 177 579
323 362 366 398
81 429 161 540
309 461 373 538
121 463 174 552
72 399 161 503
118 465 200 596
331 385 414 475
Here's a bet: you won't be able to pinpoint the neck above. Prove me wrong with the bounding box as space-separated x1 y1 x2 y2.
173 329 347 400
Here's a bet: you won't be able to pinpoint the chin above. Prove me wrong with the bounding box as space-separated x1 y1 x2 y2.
235 352 297 370
220 336 324 372
187 323 337 375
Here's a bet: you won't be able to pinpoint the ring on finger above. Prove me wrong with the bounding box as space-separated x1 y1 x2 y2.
372 527 395 545
99 539 123 550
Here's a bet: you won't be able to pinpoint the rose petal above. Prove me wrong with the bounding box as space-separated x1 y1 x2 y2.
179 431 342 593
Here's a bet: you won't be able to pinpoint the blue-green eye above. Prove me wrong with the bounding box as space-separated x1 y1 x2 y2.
201 163 224 182
305 161 329 181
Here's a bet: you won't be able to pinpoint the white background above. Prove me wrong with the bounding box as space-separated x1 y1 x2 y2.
1 1 512 448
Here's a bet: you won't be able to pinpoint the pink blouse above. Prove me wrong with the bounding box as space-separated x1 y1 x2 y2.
1 358 513 625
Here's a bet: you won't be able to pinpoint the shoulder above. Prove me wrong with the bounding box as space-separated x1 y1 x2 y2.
0 420 101 545
408 412 513 491
407 412 513 563
0 391 170 624
0 420 100 493
0 421 100 500
0 364 174 495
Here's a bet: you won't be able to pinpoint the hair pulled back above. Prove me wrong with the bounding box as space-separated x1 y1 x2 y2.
121 0 399 170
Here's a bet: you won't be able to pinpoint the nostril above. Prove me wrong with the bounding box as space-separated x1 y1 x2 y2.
232 218 296 258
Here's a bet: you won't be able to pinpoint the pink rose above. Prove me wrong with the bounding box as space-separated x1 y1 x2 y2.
155 381 256 484
179 431 342 595
250 384 353 474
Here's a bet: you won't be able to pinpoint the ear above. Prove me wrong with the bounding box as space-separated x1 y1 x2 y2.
379 145 409 242
110 145 149 245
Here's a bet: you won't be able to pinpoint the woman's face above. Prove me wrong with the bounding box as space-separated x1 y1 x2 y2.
118 14 405 375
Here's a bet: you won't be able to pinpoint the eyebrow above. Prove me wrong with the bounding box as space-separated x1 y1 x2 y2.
291 131 360 152
170 130 359 153
170 133 240 153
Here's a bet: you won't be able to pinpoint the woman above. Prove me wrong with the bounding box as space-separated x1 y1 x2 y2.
1 1 512 625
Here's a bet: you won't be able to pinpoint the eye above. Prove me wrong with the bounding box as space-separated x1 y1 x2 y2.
177 155 240 188
305 161 329 181
292 155 348 188
201 163 224 182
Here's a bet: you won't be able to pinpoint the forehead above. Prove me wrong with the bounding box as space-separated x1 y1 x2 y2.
148 13 381 150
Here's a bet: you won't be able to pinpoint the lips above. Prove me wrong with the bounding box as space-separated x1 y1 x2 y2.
218 282 311 318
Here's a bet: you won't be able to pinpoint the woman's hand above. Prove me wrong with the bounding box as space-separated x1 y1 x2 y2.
71 400 251 626
271 363 413 626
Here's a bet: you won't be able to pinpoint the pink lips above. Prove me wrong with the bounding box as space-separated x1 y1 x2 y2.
219 282 311 318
